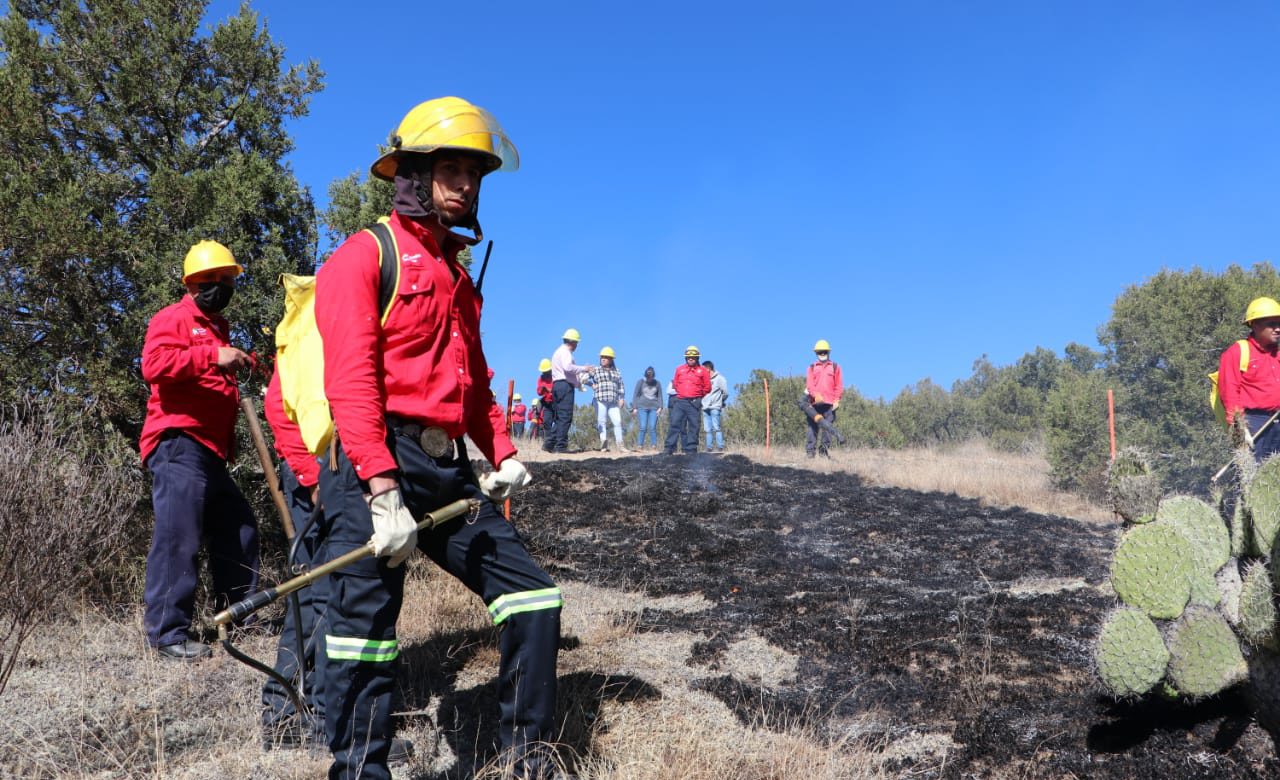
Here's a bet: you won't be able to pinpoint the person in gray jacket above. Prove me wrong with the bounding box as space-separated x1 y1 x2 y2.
631 367 664 450
701 360 728 453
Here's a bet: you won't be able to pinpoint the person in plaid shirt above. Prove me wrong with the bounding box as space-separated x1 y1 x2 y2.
587 346 628 452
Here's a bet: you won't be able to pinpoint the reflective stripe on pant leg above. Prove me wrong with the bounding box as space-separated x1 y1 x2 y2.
325 635 399 662
487 587 564 625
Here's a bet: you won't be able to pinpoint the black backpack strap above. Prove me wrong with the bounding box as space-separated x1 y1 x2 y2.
363 220 401 325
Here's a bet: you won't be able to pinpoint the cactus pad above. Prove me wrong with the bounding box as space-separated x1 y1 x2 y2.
1188 567 1222 608
1239 561 1277 648
1110 524 1194 619
1166 606 1247 698
1217 561 1243 626
1156 495 1230 574
1230 499 1248 559
1107 448 1159 523
1095 606 1170 698
1245 455 1280 555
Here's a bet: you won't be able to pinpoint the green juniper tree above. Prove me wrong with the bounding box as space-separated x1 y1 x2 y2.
0 0 324 444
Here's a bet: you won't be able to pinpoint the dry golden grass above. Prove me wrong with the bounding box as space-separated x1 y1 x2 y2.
728 440 1114 525
520 437 1113 525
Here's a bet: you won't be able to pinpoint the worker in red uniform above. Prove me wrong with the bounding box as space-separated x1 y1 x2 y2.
314 97 561 780
510 393 528 438
138 240 259 660
663 346 711 455
534 358 554 440
805 339 843 459
260 365 327 748
1219 297 1280 462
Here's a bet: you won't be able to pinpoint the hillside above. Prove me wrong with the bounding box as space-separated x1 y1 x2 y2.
2 451 1277 778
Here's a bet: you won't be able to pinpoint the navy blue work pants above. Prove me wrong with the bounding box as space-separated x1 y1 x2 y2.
262 460 328 736
1248 409 1280 463
664 397 702 454
546 380 575 451
318 431 562 780
806 403 836 456
143 432 259 647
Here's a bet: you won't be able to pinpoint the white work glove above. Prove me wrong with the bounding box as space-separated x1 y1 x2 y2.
479 458 532 501
367 488 418 568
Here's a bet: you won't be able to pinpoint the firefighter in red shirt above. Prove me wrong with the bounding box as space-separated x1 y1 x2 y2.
664 345 711 455
805 339 843 458
511 393 528 438
260 365 326 747
313 97 560 780
1219 297 1280 462
138 241 259 661
534 358 554 439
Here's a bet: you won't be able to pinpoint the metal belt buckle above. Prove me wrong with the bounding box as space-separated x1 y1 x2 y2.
420 427 451 458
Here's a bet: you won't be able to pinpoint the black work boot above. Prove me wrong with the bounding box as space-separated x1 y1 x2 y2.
154 639 212 661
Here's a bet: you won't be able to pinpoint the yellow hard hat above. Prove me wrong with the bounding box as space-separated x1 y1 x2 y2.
538 358 552 372
513 393 522 401
1244 297 1280 324
814 339 831 352
600 346 616 358
684 345 700 357
182 240 243 282
562 328 581 342
370 97 520 182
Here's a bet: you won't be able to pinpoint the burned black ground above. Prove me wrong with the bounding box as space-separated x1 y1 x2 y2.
512 454 1280 778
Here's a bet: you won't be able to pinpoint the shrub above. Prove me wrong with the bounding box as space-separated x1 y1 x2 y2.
0 399 144 695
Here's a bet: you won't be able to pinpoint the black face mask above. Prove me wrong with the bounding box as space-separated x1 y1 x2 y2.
194 281 234 313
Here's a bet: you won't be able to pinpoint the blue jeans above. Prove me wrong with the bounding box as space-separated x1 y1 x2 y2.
703 408 723 449
635 408 658 447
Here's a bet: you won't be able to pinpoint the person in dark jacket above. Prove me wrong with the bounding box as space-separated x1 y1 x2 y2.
631 367 664 450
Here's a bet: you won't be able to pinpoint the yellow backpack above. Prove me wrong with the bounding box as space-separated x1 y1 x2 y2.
1208 339 1250 427
275 220 402 455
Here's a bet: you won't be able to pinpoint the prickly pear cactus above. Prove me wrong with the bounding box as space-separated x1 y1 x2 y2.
1110 524 1195 619
1095 606 1171 698
1245 456 1280 555
1165 606 1248 698
1217 561 1243 626
1238 560 1277 648
1107 448 1159 523
1156 496 1231 574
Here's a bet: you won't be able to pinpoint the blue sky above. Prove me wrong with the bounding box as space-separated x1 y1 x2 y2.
207 1 1280 402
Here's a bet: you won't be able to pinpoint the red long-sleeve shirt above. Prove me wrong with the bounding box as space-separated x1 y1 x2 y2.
1218 336 1280 424
536 374 553 405
138 295 239 464
264 368 320 488
511 403 528 424
672 363 711 399
315 210 515 477
806 360 844 405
